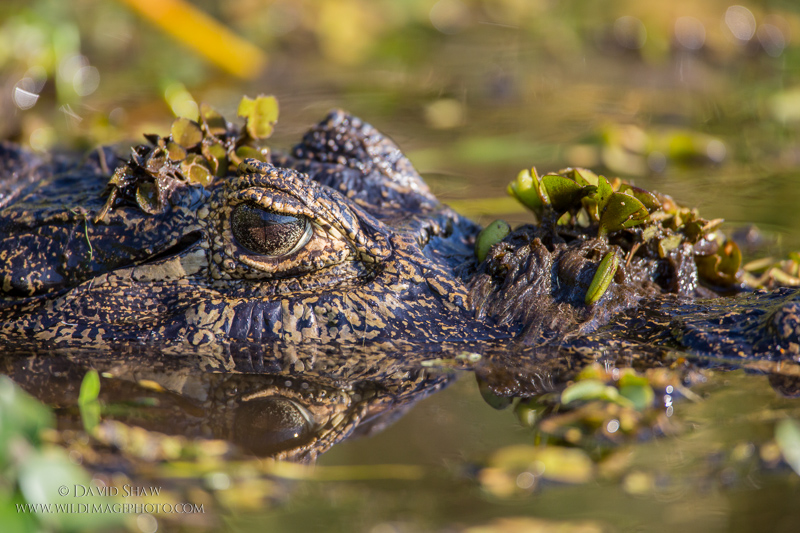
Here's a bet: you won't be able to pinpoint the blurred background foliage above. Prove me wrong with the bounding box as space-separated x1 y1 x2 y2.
3 0 800 234
2 0 800 212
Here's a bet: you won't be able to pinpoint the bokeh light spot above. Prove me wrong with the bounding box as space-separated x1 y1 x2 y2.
516 471 536 489
29 127 55 152
725 6 756 42
706 139 726 163
758 23 786 57
58 54 89 85
674 16 706 51
424 98 465 129
73 65 100 96
13 79 40 110
429 0 470 35
136 513 158 533
613 16 647 50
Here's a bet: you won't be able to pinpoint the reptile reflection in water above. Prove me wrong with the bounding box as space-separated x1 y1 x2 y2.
5 334 800 465
0 343 453 461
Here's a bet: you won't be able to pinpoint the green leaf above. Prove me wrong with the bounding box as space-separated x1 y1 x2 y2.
576 364 604 381
233 145 268 165
617 370 649 387
559 167 599 187
657 234 683 258
619 384 655 410
238 95 279 139
489 444 594 484
514 399 543 427
200 102 228 136
618 183 661 211
78 370 100 405
170 117 203 149
776 418 800 476
598 192 648 235
165 141 187 162
585 252 618 305
202 141 228 177
135 182 160 214
541 174 584 211
475 220 511 262
561 379 607 404
593 175 614 211
0 377 54 460
507 168 547 216
18 448 123 531
0 491 40 533
696 240 741 286
79 401 101 434
78 370 101 433
181 154 214 186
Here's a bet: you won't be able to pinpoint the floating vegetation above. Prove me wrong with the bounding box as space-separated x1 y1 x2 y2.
96 95 278 221
510 364 681 448
0 377 124 532
742 253 800 289
77 369 101 433
507 166 743 289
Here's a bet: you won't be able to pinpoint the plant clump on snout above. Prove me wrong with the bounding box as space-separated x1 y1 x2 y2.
504 166 743 300
96 95 279 221
467 165 748 344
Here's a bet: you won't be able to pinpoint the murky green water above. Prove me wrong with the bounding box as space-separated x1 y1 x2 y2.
3 1 800 531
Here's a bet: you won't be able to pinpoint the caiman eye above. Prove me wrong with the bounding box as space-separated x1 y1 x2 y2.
231 203 312 256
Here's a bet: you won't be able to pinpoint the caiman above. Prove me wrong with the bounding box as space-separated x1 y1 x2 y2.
1 102 798 360
1 99 800 459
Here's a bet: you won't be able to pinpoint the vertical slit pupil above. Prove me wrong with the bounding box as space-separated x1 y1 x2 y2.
232 203 307 256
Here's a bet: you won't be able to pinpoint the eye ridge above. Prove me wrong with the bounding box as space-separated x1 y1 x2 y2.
231 202 311 257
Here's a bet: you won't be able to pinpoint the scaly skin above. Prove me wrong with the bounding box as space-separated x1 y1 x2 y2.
1 109 799 361
0 112 512 349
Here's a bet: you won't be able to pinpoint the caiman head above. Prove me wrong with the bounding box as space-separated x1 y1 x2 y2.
1 108 799 361
0 111 511 348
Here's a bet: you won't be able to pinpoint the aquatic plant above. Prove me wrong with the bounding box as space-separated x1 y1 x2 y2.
507 166 743 289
